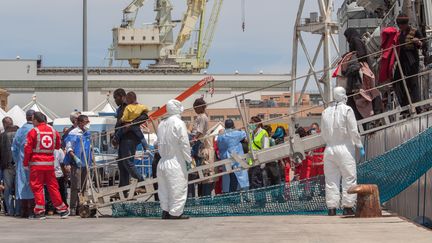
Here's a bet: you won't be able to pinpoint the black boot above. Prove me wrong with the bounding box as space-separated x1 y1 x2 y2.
162 211 169 219
168 214 190 220
328 208 337 216
343 207 355 216
20 200 28 218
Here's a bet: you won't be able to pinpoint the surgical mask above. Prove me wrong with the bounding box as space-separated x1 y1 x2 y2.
84 124 91 131
249 124 257 131
310 129 317 135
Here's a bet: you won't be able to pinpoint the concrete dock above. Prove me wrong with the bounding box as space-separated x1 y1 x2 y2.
0 214 431 242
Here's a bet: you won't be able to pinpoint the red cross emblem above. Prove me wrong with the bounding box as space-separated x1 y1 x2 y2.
41 135 53 149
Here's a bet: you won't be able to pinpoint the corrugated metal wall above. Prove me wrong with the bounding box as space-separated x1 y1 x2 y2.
362 115 432 221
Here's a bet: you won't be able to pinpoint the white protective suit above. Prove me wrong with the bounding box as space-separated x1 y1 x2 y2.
157 99 192 216
321 87 363 209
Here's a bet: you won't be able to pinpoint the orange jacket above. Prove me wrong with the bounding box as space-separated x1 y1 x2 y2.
23 123 61 171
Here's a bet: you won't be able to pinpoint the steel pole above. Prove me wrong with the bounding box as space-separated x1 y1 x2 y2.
82 0 89 111
322 0 332 104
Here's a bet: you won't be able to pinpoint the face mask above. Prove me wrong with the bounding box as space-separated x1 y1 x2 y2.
249 124 257 131
84 124 91 131
310 129 317 135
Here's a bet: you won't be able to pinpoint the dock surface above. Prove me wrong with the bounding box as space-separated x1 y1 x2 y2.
1 214 431 242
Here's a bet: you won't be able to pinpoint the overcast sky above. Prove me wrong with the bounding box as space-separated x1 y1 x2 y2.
0 0 344 77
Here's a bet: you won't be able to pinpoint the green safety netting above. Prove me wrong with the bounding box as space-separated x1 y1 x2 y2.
112 127 432 218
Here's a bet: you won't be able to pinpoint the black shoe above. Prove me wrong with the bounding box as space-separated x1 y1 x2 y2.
59 209 70 219
343 207 355 216
29 213 46 220
162 211 169 219
168 214 190 220
328 208 337 216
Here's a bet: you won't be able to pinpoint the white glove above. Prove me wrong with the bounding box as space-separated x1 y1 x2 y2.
73 155 82 167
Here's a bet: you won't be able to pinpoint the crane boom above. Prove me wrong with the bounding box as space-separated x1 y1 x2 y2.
124 0 147 14
149 76 215 120
122 0 147 28
200 0 223 59
174 0 206 53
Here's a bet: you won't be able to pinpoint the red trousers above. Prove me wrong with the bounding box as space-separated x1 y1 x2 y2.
310 164 324 177
299 159 312 180
283 158 291 182
30 169 68 214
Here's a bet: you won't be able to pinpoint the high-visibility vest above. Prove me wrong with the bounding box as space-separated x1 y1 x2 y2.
251 129 268 151
248 129 268 165
30 125 57 167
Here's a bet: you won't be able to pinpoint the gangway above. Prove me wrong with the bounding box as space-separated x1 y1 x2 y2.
77 85 432 217
77 12 432 217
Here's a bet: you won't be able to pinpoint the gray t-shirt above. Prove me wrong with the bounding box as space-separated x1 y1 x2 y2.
192 113 209 135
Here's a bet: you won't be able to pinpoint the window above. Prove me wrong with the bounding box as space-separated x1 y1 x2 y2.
152 36 155 41
210 115 225 121
227 115 242 121
143 36 146 40
181 116 192 122
122 36 125 40
270 114 282 119
257 113 265 119
131 36 134 40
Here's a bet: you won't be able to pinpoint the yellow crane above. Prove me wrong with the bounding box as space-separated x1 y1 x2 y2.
111 0 223 72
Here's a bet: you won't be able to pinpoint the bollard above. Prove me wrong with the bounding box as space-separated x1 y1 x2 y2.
348 184 382 218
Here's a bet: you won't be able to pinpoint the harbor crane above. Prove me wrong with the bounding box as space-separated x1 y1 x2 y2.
111 0 223 72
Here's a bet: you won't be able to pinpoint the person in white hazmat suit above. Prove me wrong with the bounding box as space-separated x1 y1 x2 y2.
157 99 192 220
321 87 365 216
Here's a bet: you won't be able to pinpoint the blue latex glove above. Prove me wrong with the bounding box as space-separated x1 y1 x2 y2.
185 161 192 171
360 147 366 157
73 155 82 167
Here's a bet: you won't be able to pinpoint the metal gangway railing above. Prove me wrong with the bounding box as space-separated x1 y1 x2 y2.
75 36 432 217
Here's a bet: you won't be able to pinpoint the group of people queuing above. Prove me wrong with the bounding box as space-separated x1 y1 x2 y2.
0 88 150 219
335 13 427 122
0 86 367 220
0 110 82 219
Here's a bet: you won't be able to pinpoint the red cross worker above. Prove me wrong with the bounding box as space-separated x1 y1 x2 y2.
23 112 69 219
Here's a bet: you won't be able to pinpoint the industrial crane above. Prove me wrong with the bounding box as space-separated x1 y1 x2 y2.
111 0 223 72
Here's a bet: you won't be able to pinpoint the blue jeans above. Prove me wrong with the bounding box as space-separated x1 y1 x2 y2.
118 138 144 189
2 168 17 216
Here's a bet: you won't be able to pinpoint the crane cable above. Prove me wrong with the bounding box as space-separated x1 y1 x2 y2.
241 0 245 32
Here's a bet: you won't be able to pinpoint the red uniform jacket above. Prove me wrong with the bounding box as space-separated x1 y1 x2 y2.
379 27 399 83
23 123 61 171
310 147 325 166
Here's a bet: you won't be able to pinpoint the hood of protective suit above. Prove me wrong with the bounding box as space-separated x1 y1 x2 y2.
166 99 184 116
334 87 348 103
